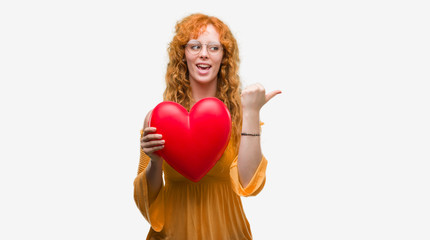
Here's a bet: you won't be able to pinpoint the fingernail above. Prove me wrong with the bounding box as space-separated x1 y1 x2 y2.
161 140 165 143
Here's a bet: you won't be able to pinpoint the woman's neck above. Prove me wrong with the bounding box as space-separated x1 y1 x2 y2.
190 80 217 106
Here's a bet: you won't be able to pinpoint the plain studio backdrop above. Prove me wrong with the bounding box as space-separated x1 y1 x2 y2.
0 0 429 239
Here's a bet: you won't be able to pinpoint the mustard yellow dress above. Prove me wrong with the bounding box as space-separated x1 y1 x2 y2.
134 128 268 240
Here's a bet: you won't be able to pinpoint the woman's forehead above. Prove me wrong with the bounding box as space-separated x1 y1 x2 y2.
190 24 220 41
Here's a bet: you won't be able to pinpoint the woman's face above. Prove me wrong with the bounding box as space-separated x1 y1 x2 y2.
185 24 223 86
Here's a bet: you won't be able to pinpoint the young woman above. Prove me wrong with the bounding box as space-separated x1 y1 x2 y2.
134 13 281 239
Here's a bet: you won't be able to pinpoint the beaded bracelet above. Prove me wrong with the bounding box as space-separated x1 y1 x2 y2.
241 133 260 136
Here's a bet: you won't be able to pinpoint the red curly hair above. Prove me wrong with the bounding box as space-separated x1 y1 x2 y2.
163 13 242 145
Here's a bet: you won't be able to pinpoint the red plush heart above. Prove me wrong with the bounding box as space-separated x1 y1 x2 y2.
150 97 232 182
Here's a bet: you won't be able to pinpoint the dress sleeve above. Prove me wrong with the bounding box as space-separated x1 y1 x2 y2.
133 129 165 232
229 155 268 197
229 121 268 197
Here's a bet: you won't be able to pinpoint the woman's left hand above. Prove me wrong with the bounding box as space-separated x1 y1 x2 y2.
241 83 282 112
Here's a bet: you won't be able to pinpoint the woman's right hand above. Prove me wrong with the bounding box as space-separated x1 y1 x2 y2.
140 127 164 164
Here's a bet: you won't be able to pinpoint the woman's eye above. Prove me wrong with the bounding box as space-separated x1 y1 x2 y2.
208 45 221 51
191 45 201 50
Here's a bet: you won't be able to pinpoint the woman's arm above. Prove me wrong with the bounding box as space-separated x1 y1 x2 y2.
141 110 164 204
237 109 262 188
237 84 281 188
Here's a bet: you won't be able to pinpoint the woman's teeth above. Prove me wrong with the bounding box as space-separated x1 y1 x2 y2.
197 64 211 70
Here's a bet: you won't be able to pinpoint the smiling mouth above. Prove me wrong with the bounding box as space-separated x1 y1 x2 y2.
196 64 211 70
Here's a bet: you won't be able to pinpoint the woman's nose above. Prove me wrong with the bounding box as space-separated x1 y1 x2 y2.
199 45 209 59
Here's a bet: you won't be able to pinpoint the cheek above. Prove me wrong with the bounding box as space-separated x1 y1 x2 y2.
214 55 223 67
185 56 195 71
184 52 194 64
214 57 223 71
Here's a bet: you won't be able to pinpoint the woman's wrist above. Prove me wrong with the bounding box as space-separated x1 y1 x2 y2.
242 108 260 123
150 156 163 167
242 108 260 116
241 109 261 136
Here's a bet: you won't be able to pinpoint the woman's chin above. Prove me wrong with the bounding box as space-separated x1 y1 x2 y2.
190 77 217 85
